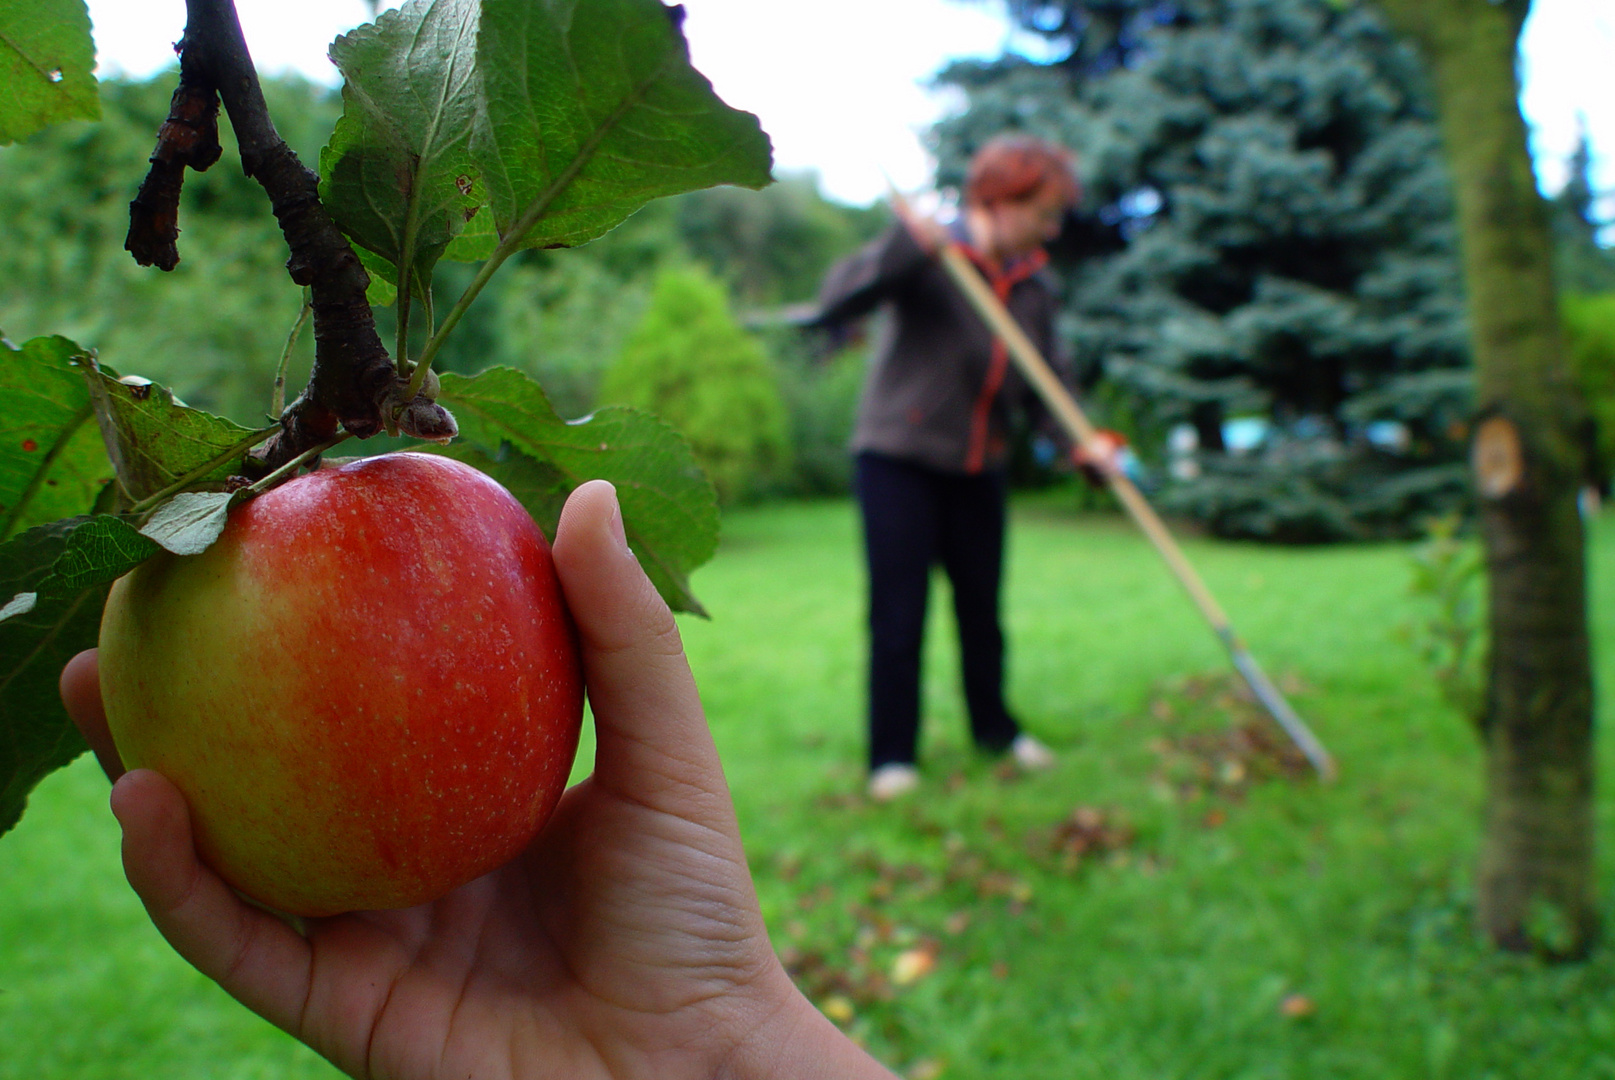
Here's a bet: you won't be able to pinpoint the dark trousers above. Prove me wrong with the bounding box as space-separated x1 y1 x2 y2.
856 452 1020 770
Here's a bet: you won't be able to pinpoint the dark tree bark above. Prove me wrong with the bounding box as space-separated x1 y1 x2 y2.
1378 0 1596 958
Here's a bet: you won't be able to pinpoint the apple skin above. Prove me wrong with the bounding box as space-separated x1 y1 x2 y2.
98 452 584 917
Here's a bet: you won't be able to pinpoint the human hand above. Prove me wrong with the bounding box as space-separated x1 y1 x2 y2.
61 479 893 1080
890 197 951 256
1072 428 1129 487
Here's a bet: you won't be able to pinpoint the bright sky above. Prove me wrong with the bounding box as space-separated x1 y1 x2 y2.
86 0 1613 209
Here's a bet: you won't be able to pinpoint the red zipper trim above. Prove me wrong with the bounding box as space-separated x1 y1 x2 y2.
961 246 1047 474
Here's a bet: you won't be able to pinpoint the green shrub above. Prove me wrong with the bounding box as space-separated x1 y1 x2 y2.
482 258 651 419
1562 292 1615 484
764 327 864 497
599 266 790 503
1400 512 1486 727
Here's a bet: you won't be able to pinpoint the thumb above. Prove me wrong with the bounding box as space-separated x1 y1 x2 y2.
549 480 728 815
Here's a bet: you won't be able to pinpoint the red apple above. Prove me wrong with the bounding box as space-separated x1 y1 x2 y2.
97 452 584 916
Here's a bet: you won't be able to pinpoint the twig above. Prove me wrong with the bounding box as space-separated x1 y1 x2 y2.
273 288 312 420
129 0 455 472
125 81 222 270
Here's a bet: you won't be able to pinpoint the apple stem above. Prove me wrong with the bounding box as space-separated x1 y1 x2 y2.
244 432 356 496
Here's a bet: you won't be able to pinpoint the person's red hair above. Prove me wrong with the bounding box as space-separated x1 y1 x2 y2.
964 135 1080 209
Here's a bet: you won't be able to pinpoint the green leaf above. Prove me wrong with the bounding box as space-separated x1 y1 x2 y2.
34 514 160 595
320 0 486 293
0 335 114 540
441 202 497 263
80 358 262 503
0 518 106 838
472 0 773 252
436 367 718 615
356 247 400 306
137 490 243 556
0 0 98 146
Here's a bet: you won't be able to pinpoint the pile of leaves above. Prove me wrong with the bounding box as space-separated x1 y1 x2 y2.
774 844 987 1029
774 799 1138 1027
1027 805 1138 874
1145 671 1315 808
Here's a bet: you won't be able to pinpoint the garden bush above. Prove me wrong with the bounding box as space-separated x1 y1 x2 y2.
1563 292 1615 486
598 265 791 503
766 327 865 497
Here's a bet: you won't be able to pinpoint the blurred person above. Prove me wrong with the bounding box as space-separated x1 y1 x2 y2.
815 135 1088 801
61 479 897 1080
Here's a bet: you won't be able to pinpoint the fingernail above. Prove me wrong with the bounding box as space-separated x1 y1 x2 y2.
603 482 630 556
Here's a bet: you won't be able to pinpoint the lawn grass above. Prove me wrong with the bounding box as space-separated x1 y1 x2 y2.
5 492 1615 1079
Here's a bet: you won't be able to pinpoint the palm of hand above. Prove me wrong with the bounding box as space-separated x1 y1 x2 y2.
291 774 777 1080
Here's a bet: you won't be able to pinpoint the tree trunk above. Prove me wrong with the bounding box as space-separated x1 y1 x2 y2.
1377 0 1596 958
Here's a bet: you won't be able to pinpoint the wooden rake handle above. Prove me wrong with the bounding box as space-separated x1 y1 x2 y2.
933 242 1337 781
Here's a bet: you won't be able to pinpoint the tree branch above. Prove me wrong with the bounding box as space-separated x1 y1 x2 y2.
129 0 455 472
125 81 222 270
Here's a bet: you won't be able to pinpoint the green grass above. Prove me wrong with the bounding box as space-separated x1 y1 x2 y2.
6 493 1615 1079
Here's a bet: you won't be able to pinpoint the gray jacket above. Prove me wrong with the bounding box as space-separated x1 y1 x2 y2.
817 223 1063 475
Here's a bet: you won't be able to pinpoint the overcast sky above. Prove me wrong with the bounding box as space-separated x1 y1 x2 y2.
85 0 1614 208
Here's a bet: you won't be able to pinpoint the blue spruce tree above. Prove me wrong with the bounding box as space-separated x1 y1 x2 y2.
934 0 1472 541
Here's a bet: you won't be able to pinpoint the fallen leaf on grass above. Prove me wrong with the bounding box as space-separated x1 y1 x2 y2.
974 870 1031 903
796 883 835 911
1280 993 1316 1018
907 1059 946 1080
784 946 890 1008
892 945 938 986
821 995 856 1024
1032 805 1137 872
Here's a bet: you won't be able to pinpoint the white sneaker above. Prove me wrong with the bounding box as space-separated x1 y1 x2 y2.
867 763 921 802
1011 733 1056 771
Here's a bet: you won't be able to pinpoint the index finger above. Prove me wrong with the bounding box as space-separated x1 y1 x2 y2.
60 649 125 782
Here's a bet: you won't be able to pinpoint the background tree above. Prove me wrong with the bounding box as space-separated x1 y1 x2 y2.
1548 134 1615 492
444 174 884 421
934 0 1474 542
1549 130 1615 296
1563 292 1615 490
598 265 791 503
0 75 340 421
1 77 877 498
1376 0 1596 958
676 172 886 309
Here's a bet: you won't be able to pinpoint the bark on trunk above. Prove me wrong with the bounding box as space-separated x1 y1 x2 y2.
1378 0 1596 958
